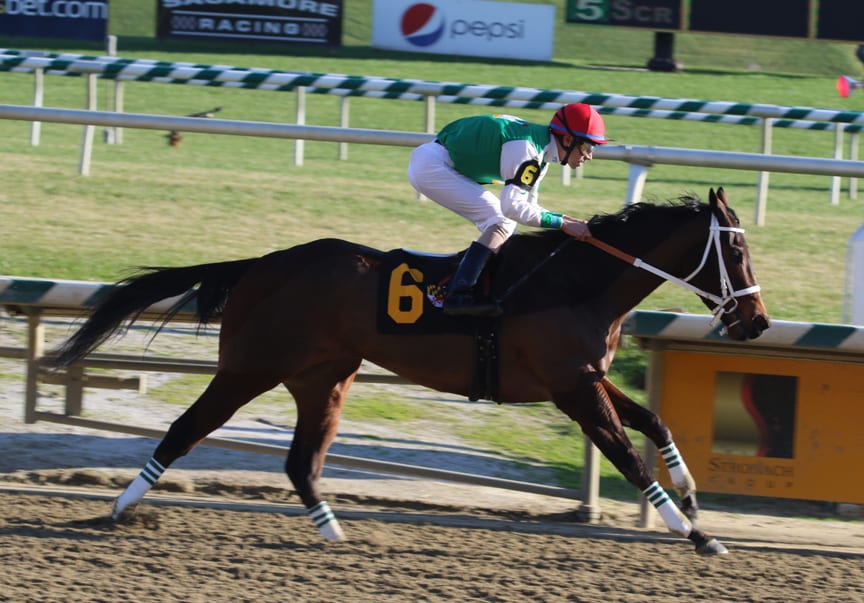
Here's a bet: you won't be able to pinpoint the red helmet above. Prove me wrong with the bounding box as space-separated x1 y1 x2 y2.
550 103 607 145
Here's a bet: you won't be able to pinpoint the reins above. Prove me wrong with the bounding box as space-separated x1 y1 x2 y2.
495 213 759 325
586 213 761 325
495 238 573 304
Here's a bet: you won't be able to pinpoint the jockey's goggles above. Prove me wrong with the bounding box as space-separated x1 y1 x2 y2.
573 138 595 156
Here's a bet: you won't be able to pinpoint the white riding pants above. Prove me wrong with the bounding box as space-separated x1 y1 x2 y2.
407 141 517 250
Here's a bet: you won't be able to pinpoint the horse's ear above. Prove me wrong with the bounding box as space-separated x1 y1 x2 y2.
709 187 727 209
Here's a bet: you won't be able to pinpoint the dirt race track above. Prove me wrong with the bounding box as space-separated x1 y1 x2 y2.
2 482 863 603
0 324 862 603
0 400 863 603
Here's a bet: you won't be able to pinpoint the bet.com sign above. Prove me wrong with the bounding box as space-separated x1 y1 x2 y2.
372 0 555 62
0 0 107 40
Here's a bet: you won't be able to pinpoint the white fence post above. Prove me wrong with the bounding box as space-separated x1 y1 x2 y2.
416 95 436 200
577 442 601 521
79 73 97 176
830 123 843 206
105 34 124 145
24 311 44 424
294 86 306 167
755 118 773 226
625 162 650 205
113 76 125 145
424 94 435 134
338 96 349 160
30 67 43 146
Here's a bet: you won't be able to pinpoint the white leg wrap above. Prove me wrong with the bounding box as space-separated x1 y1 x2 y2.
644 481 692 537
659 442 696 495
308 501 345 541
112 458 165 520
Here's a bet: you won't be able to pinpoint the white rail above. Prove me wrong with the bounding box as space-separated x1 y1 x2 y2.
3 103 864 225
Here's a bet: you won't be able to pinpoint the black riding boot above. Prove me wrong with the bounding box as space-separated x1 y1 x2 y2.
443 242 502 317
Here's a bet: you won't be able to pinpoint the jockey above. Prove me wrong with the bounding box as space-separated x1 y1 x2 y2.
407 102 608 317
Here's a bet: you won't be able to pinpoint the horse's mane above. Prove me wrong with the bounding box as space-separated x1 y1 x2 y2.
501 194 707 252
590 193 703 228
494 194 711 311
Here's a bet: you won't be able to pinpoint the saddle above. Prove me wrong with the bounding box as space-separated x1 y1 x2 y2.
376 248 500 401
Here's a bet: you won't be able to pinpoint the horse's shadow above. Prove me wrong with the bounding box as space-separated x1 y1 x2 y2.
4 503 859 561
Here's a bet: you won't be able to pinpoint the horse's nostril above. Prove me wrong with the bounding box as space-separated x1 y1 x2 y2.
749 314 770 338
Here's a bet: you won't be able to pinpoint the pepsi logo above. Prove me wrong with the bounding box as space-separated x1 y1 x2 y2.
400 3 445 47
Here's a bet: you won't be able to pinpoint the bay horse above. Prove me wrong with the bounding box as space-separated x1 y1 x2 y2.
49 187 769 555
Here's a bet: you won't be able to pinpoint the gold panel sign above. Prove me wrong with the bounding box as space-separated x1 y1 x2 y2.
656 352 864 503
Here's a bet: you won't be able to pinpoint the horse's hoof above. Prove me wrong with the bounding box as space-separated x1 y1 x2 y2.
111 499 122 521
319 521 346 542
111 499 135 522
696 538 729 555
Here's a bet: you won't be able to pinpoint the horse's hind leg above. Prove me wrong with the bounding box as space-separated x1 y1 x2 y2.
285 360 361 542
554 374 726 555
112 370 280 519
602 377 699 521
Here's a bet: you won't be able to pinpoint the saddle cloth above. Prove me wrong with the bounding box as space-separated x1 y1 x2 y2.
375 248 501 401
377 248 471 335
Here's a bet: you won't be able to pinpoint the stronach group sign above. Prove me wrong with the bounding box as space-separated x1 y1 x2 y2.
623 311 864 505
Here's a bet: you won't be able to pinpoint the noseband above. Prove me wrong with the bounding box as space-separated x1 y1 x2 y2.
586 213 761 328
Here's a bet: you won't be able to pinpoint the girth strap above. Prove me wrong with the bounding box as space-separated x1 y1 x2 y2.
470 318 500 402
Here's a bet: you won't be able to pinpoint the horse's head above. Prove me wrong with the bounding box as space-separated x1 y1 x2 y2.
687 187 771 340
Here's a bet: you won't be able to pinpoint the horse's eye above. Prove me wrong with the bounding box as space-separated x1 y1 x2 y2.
729 248 744 263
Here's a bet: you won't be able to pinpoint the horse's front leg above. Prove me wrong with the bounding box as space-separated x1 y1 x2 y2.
285 362 359 542
602 377 699 522
554 373 727 555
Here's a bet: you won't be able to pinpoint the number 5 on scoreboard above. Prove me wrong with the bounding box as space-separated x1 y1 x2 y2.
567 0 610 23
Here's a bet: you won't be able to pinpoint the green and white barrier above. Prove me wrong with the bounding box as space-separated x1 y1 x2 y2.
4 277 862 352
0 276 195 316
2 49 863 132
623 310 864 352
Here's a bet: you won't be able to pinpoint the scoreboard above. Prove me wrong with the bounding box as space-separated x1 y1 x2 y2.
566 0 864 42
689 0 809 38
566 0 682 30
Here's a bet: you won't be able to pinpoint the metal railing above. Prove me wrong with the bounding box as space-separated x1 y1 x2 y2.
3 104 864 227
3 47 862 218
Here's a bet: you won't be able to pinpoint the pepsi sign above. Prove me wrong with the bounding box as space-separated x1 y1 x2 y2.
373 0 555 62
401 3 445 47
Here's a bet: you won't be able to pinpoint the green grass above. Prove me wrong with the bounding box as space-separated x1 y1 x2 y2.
3 0 864 502
1 3 861 324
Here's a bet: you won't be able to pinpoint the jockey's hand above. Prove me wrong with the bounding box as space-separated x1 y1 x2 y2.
561 216 591 241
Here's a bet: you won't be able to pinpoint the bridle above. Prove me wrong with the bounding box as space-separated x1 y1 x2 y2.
586 212 761 328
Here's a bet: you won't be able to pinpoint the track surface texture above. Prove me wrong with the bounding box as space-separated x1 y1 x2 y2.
1 324 862 602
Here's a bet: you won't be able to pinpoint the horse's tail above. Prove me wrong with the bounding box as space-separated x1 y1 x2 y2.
48 256 259 369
